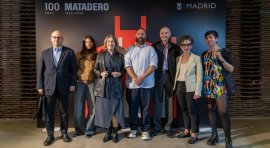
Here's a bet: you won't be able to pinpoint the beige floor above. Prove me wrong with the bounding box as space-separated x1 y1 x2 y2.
0 118 270 148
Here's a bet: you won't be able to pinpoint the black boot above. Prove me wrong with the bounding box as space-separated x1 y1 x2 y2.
103 127 112 143
207 129 219 145
112 127 119 143
225 137 233 148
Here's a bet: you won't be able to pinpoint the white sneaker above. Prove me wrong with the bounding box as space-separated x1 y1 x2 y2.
128 130 137 138
141 131 150 140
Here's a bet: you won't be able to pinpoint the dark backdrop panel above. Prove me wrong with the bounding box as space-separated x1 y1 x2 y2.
36 0 225 128
36 0 225 58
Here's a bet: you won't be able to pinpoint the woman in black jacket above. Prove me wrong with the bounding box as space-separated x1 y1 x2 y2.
94 34 125 143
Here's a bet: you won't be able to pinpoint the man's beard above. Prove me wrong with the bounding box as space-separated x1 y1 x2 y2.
136 37 146 45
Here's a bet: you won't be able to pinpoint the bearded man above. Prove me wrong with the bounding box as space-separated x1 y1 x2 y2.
124 28 158 140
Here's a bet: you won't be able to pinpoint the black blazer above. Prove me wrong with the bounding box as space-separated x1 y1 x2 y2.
152 41 181 93
36 46 77 96
94 51 124 98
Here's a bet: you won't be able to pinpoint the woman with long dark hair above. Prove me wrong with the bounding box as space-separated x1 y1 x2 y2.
74 35 97 138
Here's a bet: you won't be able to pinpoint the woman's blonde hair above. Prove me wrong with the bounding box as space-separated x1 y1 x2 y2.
103 34 126 54
103 34 118 49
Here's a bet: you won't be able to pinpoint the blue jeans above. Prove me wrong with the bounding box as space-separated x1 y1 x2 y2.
74 82 95 134
129 88 153 132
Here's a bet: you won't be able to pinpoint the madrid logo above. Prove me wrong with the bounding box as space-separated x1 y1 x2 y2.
177 3 183 10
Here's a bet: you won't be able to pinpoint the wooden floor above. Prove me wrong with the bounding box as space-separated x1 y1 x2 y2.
0 118 270 148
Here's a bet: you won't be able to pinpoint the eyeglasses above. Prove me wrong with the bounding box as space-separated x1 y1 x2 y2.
51 36 63 39
180 43 191 47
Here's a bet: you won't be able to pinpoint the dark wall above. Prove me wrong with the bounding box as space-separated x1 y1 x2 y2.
0 0 36 118
225 0 270 117
0 0 270 118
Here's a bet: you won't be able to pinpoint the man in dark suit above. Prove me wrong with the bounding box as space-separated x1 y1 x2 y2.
36 30 77 146
152 27 181 137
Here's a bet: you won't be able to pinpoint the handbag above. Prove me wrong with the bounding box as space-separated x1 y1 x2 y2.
219 48 237 96
33 94 49 121
94 77 106 97
223 73 237 97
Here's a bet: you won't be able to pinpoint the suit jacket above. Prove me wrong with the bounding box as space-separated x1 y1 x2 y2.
152 41 181 96
173 53 203 96
93 50 125 98
36 46 77 96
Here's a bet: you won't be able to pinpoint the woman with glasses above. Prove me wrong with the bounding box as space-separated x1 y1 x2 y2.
173 35 203 144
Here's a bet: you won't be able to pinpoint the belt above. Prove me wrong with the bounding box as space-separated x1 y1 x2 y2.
162 70 169 73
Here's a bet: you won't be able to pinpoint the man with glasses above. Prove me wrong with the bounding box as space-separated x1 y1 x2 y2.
36 30 77 146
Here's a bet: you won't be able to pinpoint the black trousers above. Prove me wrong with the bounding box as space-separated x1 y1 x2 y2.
45 88 69 136
176 81 199 133
154 72 174 131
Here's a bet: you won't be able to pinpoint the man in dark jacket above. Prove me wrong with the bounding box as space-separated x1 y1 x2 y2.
152 27 181 137
36 30 76 146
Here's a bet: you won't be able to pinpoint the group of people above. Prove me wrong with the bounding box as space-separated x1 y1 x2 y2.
36 27 234 148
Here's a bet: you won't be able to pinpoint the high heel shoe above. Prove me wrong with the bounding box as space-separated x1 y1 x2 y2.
207 129 219 145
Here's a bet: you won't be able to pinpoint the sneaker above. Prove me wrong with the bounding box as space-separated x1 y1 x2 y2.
128 130 137 138
141 131 150 140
